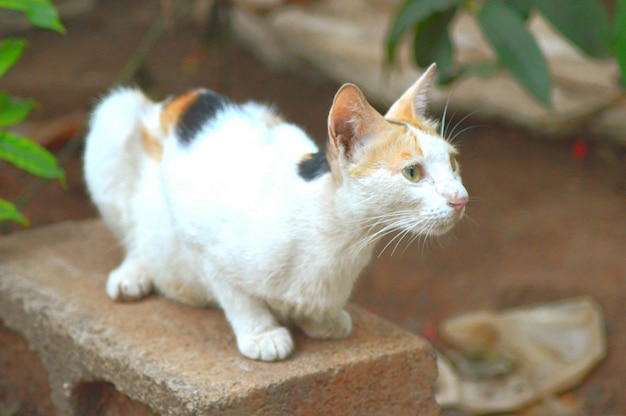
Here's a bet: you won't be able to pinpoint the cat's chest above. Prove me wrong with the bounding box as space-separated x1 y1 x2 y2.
264 249 371 318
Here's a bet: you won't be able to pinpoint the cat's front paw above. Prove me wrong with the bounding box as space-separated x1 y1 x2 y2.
237 327 294 362
298 310 352 340
106 264 153 301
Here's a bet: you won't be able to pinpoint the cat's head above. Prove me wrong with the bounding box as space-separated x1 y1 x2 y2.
327 64 468 237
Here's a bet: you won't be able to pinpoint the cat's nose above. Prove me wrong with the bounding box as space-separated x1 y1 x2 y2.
447 195 468 212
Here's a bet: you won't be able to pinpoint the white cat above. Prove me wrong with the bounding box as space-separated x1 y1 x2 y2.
84 64 468 361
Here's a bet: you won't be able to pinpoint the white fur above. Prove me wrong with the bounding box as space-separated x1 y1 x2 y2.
84 80 467 361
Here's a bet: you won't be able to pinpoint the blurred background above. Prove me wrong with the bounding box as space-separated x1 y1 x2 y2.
0 1 624 415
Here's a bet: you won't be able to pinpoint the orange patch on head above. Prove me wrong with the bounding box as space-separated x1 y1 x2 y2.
160 90 200 134
142 127 163 161
387 116 438 136
349 121 423 177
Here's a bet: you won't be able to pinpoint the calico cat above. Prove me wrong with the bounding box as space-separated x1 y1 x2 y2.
84 63 468 361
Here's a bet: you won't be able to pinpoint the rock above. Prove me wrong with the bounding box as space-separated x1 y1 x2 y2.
0 219 439 416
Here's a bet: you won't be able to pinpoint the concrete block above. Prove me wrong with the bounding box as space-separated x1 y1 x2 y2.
0 220 439 416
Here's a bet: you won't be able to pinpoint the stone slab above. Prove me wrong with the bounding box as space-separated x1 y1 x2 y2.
0 219 439 416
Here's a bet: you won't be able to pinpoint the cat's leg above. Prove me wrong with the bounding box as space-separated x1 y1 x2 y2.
296 309 353 340
106 254 153 301
212 280 293 361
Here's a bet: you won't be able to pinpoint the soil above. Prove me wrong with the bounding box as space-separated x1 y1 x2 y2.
1 1 624 415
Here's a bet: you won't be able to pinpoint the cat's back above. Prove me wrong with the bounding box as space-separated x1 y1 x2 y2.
159 89 316 165
158 90 322 225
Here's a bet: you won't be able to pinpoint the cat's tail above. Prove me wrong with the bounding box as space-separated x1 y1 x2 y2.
84 87 159 238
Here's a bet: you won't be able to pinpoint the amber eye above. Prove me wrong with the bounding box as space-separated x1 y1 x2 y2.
402 164 422 182
449 155 459 171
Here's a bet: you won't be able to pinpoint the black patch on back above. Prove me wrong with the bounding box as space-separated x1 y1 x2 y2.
177 90 232 145
298 150 330 181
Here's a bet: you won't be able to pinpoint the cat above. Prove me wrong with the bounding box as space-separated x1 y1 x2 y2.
83 63 468 361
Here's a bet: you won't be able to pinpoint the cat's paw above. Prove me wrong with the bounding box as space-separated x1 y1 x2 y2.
237 327 294 362
298 310 353 340
106 265 152 301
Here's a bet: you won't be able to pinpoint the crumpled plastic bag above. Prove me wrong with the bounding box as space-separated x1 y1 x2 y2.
435 296 606 414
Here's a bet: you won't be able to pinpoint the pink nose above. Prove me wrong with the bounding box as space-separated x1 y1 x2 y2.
448 196 468 212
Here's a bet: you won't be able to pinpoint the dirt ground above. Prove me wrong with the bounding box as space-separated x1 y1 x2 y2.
1 1 624 415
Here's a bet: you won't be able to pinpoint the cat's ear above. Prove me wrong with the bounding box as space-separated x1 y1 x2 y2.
385 63 436 122
328 83 385 162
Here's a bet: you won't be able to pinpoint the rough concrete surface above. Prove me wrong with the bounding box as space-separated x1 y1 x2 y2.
0 219 439 416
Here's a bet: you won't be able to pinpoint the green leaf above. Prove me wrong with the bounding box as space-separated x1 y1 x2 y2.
0 131 65 181
0 93 34 127
501 0 532 20
0 198 29 226
0 0 65 33
477 0 552 107
0 38 26 78
412 8 456 84
386 0 463 63
458 60 501 79
533 0 611 58
613 0 626 85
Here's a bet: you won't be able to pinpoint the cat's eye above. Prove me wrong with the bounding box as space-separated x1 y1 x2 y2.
402 164 422 182
449 155 459 172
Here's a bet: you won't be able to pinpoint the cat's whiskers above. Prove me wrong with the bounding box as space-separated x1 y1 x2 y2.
458 212 479 241
350 210 418 235
462 212 479 229
370 212 426 237
457 197 480 232
377 220 414 257
348 211 430 258
442 107 460 142
401 229 426 256
443 109 463 140
351 215 407 256
440 95 451 138
389 215 441 257
385 226 416 257
395 216 443 256
353 222 399 256
449 124 483 144
417 223 441 255
445 111 476 143
359 209 421 224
